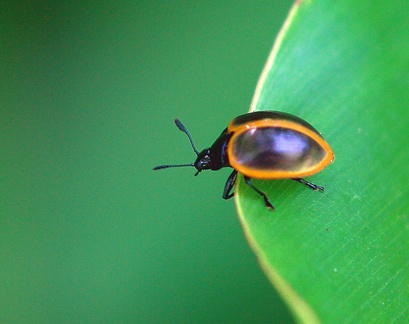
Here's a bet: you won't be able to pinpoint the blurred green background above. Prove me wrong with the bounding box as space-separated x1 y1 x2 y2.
1 1 295 323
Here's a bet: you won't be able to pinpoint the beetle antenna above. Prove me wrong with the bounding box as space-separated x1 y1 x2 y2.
174 119 199 155
153 163 195 171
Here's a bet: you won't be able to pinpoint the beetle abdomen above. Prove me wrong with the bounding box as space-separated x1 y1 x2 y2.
226 112 334 179
231 126 327 177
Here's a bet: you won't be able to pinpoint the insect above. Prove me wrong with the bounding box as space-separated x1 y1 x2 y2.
153 111 334 210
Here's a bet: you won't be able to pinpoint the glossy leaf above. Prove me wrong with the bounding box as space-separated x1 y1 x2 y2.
236 0 409 322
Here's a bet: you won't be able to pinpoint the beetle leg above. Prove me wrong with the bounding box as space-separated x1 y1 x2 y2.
223 170 238 199
292 178 324 192
244 176 274 210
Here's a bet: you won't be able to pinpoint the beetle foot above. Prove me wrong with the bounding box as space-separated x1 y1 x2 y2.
264 198 275 210
292 178 325 192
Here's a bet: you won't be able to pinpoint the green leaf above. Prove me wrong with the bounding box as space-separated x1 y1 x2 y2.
235 0 409 323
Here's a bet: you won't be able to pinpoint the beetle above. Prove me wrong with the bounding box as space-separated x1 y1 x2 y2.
153 111 334 210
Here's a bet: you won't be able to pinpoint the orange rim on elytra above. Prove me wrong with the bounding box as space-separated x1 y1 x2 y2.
227 119 334 179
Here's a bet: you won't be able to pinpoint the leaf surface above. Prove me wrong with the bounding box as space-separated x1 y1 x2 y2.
236 0 409 322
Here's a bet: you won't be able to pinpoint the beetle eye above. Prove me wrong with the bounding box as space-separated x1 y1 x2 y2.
194 150 211 171
198 156 210 169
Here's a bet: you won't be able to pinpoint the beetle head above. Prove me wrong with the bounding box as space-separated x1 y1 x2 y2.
193 148 211 175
